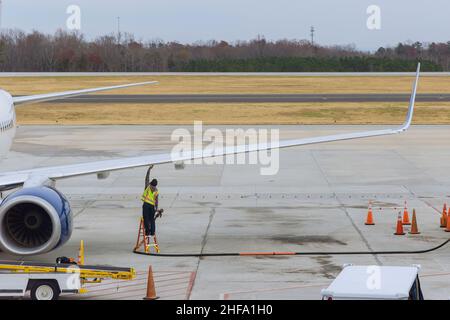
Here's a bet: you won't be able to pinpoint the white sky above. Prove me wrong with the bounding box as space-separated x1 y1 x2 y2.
2 0 449 50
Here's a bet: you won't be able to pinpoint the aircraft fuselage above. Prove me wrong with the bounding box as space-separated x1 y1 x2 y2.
0 90 16 159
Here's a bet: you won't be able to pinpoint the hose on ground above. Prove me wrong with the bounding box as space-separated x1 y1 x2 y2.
133 238 450 257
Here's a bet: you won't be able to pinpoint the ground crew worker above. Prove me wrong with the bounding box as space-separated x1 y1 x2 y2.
141 165 160 242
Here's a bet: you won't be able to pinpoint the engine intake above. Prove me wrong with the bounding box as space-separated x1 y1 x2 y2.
0 187 72 256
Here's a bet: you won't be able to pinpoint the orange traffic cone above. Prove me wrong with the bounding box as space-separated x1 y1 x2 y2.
402 201 411 225
143 266 159 300
445 211 450 233
440 203 447 228
365 202 375 225
394 212 405 235
409 209 420 235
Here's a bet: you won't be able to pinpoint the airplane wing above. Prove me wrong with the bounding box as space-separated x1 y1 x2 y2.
0 64 420 190
12 81 158 106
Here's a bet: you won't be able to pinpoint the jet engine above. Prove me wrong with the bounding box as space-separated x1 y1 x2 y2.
0 186 72 256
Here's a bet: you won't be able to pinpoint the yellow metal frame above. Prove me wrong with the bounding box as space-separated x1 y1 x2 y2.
0 240 135 295
78 240 85 266
146 242 160 254
0 264 136 281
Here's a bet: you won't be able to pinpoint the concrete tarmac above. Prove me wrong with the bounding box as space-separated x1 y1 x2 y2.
1 125 450 299
39 93 450 104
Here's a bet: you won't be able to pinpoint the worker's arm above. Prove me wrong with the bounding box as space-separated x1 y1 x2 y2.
144 165 153 189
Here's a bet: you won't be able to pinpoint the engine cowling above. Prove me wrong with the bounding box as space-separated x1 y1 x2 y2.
0 186 72 256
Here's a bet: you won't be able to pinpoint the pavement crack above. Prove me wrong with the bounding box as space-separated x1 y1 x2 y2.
310 150 382 265
73 200 95 218
393 149 439 184
190 207 216 299
402 184 443 217
200 207 216 256
168 187 180 208
336 201 382 265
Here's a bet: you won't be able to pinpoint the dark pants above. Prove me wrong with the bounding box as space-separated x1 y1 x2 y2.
142 202 156 236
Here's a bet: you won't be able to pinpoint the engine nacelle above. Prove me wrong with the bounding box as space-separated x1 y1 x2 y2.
0 187 72 256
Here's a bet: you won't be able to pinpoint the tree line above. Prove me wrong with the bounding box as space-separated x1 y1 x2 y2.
0 30 447 72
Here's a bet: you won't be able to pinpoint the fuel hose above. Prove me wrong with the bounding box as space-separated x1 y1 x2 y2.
133 238 450 257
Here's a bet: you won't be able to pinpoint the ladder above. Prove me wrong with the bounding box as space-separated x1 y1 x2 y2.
134 218 160 253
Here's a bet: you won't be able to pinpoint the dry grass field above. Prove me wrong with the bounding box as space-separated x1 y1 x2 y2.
16 102 450 125
1 75 450 95
2 75 449 125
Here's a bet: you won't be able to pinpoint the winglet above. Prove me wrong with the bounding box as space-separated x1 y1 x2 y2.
399 62 420 131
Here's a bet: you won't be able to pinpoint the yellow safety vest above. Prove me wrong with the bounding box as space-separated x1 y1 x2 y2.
141 187 158 205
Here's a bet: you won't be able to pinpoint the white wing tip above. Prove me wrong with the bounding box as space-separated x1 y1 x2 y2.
399 62 420 131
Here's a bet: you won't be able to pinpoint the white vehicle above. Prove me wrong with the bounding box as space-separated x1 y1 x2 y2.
321 264 424 300
0 272 82 300
0 64 420 256
0 259 135 300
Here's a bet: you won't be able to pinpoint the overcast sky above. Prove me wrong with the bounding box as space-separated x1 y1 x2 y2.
2 0 449 51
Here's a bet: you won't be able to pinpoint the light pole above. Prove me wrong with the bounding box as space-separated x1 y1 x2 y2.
0 0 3 30
117 16 121 43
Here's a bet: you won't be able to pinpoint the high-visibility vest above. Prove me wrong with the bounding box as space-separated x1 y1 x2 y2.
142 187 158 205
